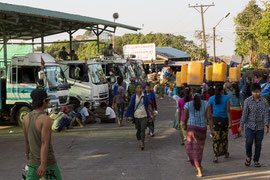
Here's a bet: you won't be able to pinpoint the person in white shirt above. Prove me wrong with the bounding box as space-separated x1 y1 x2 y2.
97 102 116 123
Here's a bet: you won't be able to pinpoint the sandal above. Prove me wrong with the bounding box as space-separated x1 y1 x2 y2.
254 162 261 167
245 158 251 166
224 152 230 158
213 157 218 163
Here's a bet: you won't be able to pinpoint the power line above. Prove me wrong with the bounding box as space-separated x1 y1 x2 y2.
188 3 215 54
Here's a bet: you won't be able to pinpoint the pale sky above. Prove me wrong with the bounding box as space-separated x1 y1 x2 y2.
1 0 264 56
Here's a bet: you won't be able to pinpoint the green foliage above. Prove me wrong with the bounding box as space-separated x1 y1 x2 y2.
40 33 205 61
234 0 262 57
77 42 105 60
110 33 206 60
252 4 270 55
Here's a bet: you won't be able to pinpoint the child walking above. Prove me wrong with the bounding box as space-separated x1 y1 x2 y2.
144 83 157 137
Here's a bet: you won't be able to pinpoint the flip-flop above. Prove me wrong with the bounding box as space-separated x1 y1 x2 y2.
224 152 230 158
254 162 261 167
245 158 251 166
213 157 218 163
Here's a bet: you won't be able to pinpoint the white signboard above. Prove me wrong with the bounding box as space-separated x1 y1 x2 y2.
123 43 156 60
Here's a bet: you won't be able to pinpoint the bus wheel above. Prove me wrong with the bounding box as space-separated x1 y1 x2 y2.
17 106 31 126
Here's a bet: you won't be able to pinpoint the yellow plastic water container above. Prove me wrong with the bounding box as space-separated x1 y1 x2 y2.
176 72 182 87
212 62 227 82
206 66 213 81
187 62 204 85
181 64 188 84
229 67 241 82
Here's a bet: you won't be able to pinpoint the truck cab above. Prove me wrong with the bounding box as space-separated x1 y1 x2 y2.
101 59 137 89
129 59 147 83
1 53 69 126
58 61 109 108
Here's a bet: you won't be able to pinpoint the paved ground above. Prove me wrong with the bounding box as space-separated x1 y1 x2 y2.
0 97 270 180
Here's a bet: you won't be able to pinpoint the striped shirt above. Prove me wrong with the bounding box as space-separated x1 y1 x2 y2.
240 96 270 130
184 100 209 128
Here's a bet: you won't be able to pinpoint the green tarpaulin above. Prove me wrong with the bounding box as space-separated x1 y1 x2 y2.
0 44 32 69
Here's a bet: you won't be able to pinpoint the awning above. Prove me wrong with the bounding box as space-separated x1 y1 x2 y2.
0 2 140 40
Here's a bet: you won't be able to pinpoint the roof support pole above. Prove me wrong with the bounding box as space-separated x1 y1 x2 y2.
32 38 35 53
41 32 44 53
97 27 100 55
3 31 8 75
69 31 73 53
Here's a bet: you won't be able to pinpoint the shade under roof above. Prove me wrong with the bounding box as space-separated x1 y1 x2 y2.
0 2 140 40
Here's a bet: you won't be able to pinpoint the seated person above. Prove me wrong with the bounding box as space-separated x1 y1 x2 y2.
51 106 72 132
70 104 84 127
80 102 96 124
97 102 116 123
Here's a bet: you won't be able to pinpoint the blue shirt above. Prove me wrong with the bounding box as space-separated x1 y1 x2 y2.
260 83 270 95
208 95 230 118
184 100 209 128
228 91 243 108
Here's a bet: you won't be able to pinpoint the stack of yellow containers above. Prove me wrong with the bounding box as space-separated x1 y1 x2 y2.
229 67 241 82
181 64 188 84
176 72 182 87
212 62 227 82
206 66 213 81
187 62 204 85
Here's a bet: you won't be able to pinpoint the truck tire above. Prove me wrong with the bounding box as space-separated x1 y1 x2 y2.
17 106 31 126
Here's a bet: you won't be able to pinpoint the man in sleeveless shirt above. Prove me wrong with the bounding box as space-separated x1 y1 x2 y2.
23 89 62 180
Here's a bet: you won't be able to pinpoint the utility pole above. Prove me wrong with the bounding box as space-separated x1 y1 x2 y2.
189 3 215 56
213 13 230 62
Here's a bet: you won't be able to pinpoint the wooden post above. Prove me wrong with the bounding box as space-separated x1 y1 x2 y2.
200 5 207 54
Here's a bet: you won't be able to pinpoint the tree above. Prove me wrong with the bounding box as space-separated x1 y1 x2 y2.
109 33 205 60
40 33 204 61
234 0 262 60
252 2 270 55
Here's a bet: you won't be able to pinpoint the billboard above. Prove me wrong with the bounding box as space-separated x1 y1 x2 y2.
123 43 156 60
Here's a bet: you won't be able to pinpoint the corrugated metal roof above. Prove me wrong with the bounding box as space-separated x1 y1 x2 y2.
156 47 191 59
0 2 140 40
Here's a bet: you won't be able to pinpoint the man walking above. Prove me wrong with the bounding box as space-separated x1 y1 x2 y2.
239 83 269 167
23 89 62 179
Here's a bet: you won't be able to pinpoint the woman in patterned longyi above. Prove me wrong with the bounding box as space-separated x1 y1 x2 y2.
208 85 232 163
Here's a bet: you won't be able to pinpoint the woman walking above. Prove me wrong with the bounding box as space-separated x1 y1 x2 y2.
172 88 182 141
208 85 232 163
228 83 243 138
178 87 192 145
183 90 214 177
125 83 154 150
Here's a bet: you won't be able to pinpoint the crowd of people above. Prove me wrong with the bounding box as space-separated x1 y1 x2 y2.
22 68 270 179
170 74 270 177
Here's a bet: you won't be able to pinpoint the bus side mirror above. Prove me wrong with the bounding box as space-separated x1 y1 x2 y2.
38 71 44 80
